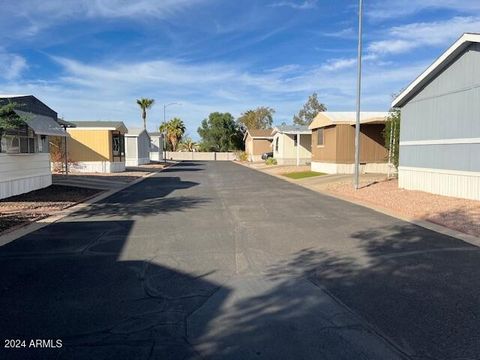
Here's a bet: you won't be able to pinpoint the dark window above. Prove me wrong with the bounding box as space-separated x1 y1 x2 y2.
317 128 324 146
275 137 279 152
112 132 125 161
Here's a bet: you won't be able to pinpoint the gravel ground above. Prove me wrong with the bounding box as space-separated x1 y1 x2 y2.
328 179 480 237
0 185 101 235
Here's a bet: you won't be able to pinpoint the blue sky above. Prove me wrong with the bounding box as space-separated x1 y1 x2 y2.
1 0 479 138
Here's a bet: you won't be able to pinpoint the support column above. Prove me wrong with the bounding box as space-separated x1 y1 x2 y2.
296 133 300 166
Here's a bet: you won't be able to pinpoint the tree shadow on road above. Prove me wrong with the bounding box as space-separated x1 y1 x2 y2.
260 222 480 360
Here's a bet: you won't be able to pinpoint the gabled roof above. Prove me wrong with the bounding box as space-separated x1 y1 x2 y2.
149 132 163 137
246 129 274 139
309 112 388 129
392 33 480 108
70 121 128 133
0 94 58 119
126 128 150 137
272 125 311 135
15 110 67 137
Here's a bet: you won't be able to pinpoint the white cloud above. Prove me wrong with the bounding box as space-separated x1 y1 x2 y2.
322 27 356 39
366 0 480 20
0 51 28 80
269 0 317 10
368 16 480 56
321 58 357 71
0 0 205 40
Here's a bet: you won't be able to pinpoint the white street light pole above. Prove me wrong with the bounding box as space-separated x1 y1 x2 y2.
354 0 363 190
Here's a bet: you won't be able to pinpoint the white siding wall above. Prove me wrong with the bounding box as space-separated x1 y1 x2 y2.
273 133 312 165
0 153 52 199
69 161 125 173
399 166 480 200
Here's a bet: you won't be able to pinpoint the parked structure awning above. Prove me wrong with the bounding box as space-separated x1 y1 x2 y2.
15 110 68 137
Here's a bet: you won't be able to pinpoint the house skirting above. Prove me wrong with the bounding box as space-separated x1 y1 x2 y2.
150 152 163 162
125 157 150 167
70 161 125 173
0 173 51 200
311 161 389 174
249 154 263 162
276 157 311 166
398 166 480 200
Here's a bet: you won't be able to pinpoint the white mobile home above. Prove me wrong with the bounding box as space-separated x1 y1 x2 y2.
392 33 480 200
149 132 164 162
0 95 67 199
125 128 151 166
272 125 312 165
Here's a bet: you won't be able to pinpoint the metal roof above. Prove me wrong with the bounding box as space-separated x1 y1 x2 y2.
56 118 76 128
149 132 163 137
272 125 311 135
70 121 127 132
15 110 67 137
125 128 149 137
247 129 274 138
309 112 388 129
392 33 480 108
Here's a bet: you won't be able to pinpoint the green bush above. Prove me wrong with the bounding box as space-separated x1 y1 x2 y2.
265 158 277 165
236 151 248 162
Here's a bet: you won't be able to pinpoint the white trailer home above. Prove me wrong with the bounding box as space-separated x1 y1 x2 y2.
392 33 480 200
0 95 67 199
125 128 151 166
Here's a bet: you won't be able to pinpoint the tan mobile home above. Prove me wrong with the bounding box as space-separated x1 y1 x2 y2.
244 129 273 162
67 121 127 173
309 112 388 174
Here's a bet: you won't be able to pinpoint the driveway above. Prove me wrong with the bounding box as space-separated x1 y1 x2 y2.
1 161 479 359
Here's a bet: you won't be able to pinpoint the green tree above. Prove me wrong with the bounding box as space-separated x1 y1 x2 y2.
136 98 155 130
237 106 275 130
383 108 401 168
293 92 327 126
197 112 243 152
0 102 26 153
160 117 186 152
178 137 198 152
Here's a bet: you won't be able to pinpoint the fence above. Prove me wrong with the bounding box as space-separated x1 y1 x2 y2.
165 151 237 161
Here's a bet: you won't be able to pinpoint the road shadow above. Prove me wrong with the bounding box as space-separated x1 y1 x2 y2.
261 222 480 359
0 220 230 360
71 176 209 219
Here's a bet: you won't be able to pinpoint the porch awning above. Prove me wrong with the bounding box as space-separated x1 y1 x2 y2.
15 110 68 137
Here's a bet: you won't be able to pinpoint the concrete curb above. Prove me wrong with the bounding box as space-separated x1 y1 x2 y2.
0 163 175 246
237 161 480 247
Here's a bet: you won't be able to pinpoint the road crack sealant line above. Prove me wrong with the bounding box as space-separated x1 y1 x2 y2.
307 277 413 359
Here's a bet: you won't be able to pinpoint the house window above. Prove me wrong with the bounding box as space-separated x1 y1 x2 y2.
112 132 125 160
293 136 297 147
0 126 37 154
317 128 324 146
275 137 279 152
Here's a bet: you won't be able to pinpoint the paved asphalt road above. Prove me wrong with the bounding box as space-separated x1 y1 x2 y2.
1 161 479 359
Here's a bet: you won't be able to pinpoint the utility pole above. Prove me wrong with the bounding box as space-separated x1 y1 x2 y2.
354 0 363 189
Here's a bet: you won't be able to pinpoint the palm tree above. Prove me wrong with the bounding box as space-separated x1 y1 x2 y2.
160 117 186 151
136 98 155 130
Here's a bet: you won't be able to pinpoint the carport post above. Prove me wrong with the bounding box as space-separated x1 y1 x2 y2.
296 132 300 166
63 124 68 176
